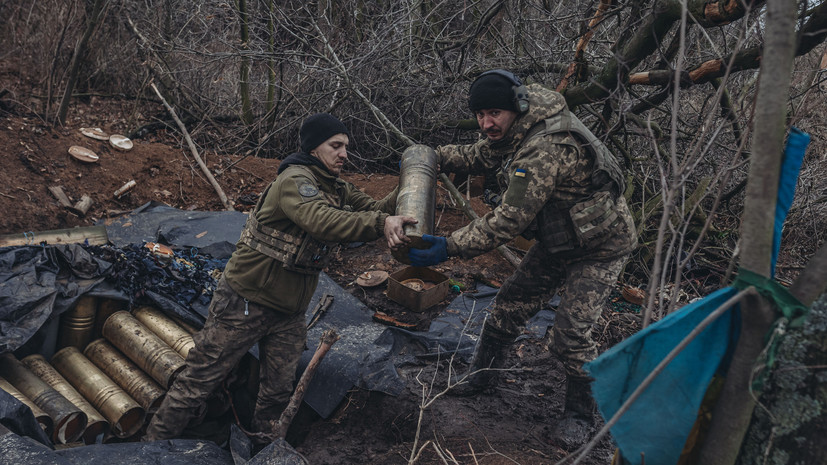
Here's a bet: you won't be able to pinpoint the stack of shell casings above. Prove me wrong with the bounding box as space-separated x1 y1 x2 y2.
22 354 110 444
102 310 186 389
51 347 146 438
0 353 87 444
2 297 200 443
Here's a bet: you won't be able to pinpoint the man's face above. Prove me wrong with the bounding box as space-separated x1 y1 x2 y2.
475 108 518 142
311 133 349 175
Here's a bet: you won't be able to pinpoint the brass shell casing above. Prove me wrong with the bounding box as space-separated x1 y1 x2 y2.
51 347 145 438
101 311 186 389
84 338 165 413
392 144 438 264
56 295 98 351
132 306 195 359
0 353 87 444
22 354 110 444
93 299 128 341
0 375 54 437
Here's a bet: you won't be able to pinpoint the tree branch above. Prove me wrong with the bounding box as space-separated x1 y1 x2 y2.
150 83 234 211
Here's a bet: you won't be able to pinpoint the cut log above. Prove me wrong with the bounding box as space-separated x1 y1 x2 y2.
72 195 93 216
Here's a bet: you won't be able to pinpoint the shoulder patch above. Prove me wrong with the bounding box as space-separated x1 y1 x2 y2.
298 183 319 198
504 169 530 207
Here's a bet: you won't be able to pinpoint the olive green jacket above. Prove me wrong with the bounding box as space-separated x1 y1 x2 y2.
224 164 398 313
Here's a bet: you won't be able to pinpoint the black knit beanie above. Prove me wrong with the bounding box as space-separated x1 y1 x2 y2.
300 113 349 154
468 73 517 112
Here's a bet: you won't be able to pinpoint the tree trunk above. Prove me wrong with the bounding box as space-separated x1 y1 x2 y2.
265 0 276 115
698 0 799 463
237 0 253 126
735 292 827 464
55 0 105 126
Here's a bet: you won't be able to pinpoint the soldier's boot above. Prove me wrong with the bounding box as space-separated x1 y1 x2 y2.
451 323 512 396
550 377 597 450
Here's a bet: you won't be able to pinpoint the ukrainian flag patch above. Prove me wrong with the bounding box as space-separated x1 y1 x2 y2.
504 168 530 207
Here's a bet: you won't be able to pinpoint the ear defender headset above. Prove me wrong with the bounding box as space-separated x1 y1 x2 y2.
476 69 530 113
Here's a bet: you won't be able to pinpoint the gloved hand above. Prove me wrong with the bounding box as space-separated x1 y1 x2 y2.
408 234 448 267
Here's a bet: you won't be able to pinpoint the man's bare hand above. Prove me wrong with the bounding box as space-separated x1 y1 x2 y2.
384 215 417 249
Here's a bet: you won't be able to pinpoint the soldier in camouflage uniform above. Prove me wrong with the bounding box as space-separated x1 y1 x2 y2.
409 70 637 449
145 113 416 442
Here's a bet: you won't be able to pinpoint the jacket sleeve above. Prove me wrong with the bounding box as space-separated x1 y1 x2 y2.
277 172 388 243
436 139 500 175
345 182 399 215
446 140 577 258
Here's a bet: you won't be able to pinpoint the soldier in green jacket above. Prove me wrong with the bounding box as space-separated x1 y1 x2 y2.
145 113 416 442
408 70 637 449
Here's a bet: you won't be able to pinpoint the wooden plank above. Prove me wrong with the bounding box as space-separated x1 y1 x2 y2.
0 226 109 247
48 186 73 208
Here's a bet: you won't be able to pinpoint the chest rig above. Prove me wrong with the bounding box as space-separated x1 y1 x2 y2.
507 110 626 253
239 167 342 274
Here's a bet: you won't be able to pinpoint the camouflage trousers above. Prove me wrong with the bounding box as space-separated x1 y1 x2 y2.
488 243 628 380
145 276 307 440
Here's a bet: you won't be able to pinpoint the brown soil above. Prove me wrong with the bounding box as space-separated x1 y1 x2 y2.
0 87 635 464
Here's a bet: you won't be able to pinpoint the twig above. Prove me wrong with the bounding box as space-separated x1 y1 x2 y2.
431 441 453 465
557 0 613 92
271 329 340 439
150 82 234 211
469 443 479 465
222 380 271 443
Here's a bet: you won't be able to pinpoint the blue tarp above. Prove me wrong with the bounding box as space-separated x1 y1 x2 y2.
585 127 810 465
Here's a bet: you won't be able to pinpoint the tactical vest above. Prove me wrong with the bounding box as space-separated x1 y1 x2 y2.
238 168 337 274
514 110 626 253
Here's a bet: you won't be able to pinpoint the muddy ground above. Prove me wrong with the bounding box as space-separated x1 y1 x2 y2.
0 86 645 464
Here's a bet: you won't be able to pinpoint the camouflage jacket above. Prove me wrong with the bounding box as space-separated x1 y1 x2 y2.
437 83 636 259
224 164 398 313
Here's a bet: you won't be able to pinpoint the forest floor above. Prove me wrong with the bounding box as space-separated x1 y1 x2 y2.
0 77 651 465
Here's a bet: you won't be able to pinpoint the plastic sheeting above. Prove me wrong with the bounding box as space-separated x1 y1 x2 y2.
0 425 233 465
102 201 248 260
0 244 123 356
585 127 810 465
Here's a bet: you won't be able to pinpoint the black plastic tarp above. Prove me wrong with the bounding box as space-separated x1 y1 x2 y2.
102 202 248 260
